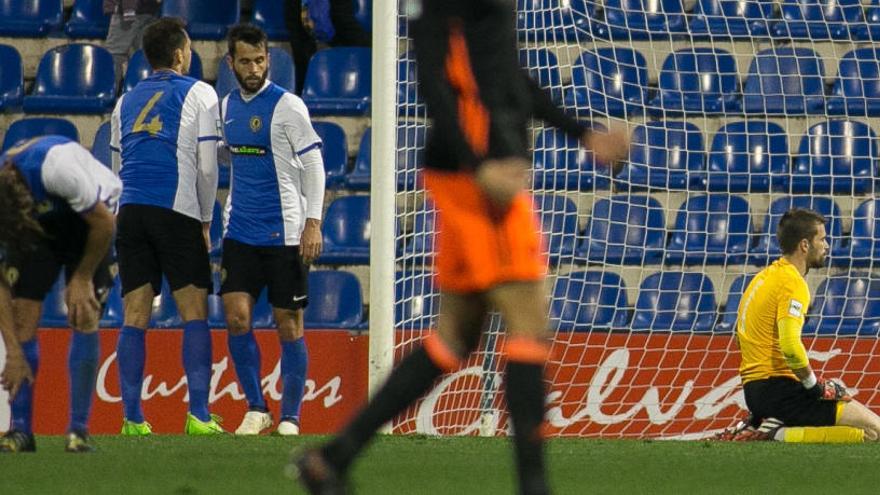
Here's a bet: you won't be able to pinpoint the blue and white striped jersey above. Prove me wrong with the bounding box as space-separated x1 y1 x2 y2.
111 71 220 222
221 80 324 246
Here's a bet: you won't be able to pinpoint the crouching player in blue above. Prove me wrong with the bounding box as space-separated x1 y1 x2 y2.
220 24 325 435
0 136 121 452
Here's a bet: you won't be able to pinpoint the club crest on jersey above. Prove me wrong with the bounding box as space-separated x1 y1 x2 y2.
250 116 262 133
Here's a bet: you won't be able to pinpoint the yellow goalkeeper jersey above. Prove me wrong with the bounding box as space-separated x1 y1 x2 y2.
736 258 811 384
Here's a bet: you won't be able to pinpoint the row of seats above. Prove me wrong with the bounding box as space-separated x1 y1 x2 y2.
0 0 371 40
519 0 880 41
0 43 370 115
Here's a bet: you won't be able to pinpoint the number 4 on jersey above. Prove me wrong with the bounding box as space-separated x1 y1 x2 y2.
133 91 164 136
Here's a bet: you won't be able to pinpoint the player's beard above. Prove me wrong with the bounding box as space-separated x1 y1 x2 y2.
235 70 268 94
807 245 827 271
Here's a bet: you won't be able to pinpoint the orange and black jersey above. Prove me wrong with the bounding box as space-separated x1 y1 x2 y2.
410 0 587 172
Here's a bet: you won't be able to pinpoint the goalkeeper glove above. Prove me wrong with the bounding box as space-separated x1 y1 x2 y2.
806 377 851 401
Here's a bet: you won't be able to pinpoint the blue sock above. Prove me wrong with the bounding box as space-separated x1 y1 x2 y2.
68 332 99 433
183 320 212 422
227 330 266 411
11 339 39 434
280 338 308 422
116 325 146 423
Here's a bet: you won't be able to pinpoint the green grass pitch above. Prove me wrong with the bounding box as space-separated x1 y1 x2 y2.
1 435 878 494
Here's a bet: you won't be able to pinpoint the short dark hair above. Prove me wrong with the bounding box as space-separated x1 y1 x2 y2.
142 17 188 70
777 208 826 255
227 23 268 57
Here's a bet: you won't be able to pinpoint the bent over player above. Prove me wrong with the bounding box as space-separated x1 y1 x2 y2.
220 24 325 436
293 0 628 493
0 136 120 453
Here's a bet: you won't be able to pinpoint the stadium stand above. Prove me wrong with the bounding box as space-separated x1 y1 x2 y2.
532 126 609 191
565 47 648 116
741 47 826 114
577 195 666 265
252 0 288 41
648 48 740 115
805 274 880 335
598 0 688 40
532 193 579 265
2 117 79 151
848 199 880 267
91 120 111 168
0 44 23 111
304 271 364 329
849 0 880 40
23 43 116 114
614 120 705 190
344 127 371 190
826 48 880 116
702 121 790 193
550 271 630 331
353 0 372 32
399 200 435 265
632 271 718 332
301 47 371 115
395 270 437 330
771 0 864 40
151 280 184 329
396 125 425 190
715 273 756 333
688 0 775 38
519 47 562 103
312 121 349 188
0 0 63 37
516 0 587 42
789 120 879 195
665 194 753 265
318 195 371 265
161 0 240 40
65 0 111 39
100 278 125 328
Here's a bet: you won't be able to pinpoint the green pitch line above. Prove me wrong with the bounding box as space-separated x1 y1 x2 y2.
0 436 878 494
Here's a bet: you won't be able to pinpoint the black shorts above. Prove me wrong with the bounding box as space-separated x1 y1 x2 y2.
743 377 839 427
116 204 212 296
219 238 308 311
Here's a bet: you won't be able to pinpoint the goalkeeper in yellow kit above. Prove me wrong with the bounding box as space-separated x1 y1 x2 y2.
735 208 880 442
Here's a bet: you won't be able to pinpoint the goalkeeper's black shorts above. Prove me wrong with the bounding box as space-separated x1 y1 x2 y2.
743 376 839 427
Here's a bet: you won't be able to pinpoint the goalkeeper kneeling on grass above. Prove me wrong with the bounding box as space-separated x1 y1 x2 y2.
732 208 880 443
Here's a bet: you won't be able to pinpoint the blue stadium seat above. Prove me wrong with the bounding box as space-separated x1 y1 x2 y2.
741 47 826 115
252 0 288 40
749 196 844 265
24 44 116 114
207 294 226 328
124 49 204 94
715 273 756 333
302 47 371 115
648 48 740 115
614 121 705 190
689 0 775 38
92 121 111 168
209 200 223 259
565 47 648 117
304 270 364 329
396 124 426 190
395 270 438 330
0 0 63 37
804 275 880 336
848 199 880 266
266 47 297 93
577 195 665 265
532 193 579 265
344 128 371 190
826 48 880 116
532 126 610 191
353 0 372 32
161 0 240 40
0 45 23 111
397 56 424 117
789 120 878 195
151 280 183 328
319 196 370 264
632 272 717 332
550 271 630 331
65 0 111 38
100 277 124 328
40 273 68 327
251 288 276 328
703 121 789 192
520 48 562 103
2 117 79 152
598 0 688 40
771 0 863 40
849 0 880 40
665 194 753 265
312 121 348 188
516 0 590 41
399 200 435 264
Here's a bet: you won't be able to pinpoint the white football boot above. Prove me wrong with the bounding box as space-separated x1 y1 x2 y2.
277 419 300 436
235 410 273 435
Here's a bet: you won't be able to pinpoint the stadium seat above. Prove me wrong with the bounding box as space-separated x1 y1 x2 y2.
520 47 563 103
804 274 880 336
826 48 880 116
399 200 435 264
100 277 124 328
702 121 789 192
151 280 183 328
302 47 371 115
40 273 68 327
0 0 63 37
312 121 348 188
849 199 880 267
741 47 826 115
771 0 863 40
92 121 112 168
251 288 276 328
0 44 23 111
344 128 371 190
161 0 240 40
65 0 111 38
689 0 775 38
395 270 438 330
532 126 610 191
849 0 880 40
23 44 116 114
632 272 717 332
1 117 79 152
209 200 223 259
715 273 756 333
577 195 666 265
252 0 288 40
207 294 226 328
124 49 204 94
597 0 688 40
304 270 364 329
319 195 370 264
648 48 740 115
749 196 844 265
550 271 630 331
565 47 648 117
788 120 878 195
532 193 579 265
614 121 705 190
665 194 753 265
396 124 426 190
397 56 424 117
516 0 590 41
353 0 372 32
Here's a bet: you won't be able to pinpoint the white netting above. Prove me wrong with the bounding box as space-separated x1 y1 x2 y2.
390 0 880 438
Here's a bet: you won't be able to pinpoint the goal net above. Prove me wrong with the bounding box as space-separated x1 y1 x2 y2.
384 0 880 438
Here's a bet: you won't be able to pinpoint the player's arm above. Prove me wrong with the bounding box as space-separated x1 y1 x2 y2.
0 276 33 398
193 83 221 250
